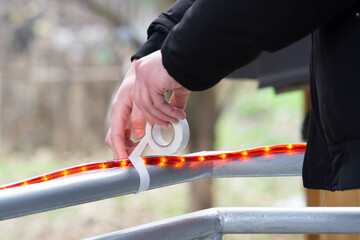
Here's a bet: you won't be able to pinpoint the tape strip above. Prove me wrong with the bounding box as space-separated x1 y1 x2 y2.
128 133 150 193
128 119 190 193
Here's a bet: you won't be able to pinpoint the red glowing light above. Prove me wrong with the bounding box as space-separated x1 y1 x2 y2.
121 161 127 167
0 143 307 190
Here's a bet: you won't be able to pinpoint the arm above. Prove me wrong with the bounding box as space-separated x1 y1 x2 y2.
106 1 194 159
161 0 358 91
105 55 189 159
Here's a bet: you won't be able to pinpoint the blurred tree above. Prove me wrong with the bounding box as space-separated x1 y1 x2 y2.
0 0 148 156
187 88 221 211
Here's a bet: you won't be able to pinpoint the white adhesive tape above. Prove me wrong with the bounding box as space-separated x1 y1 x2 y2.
128 119 190 193
128 134 150 193
146 119 190 155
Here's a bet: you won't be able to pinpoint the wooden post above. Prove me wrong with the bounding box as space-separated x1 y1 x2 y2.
187 88 219 211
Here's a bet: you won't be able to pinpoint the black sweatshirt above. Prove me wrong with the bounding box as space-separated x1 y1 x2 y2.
133 0 360 191
131 0 195 61
133 0 356 91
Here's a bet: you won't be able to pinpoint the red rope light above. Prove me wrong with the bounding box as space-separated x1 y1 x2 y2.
0 143 306 190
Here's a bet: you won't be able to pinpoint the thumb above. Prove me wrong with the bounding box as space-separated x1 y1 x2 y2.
131 104 146 138
169 88 190 110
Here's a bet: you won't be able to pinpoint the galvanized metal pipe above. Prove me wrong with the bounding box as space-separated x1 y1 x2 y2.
202 233 223 240
87 207 360 240
0 151 304 220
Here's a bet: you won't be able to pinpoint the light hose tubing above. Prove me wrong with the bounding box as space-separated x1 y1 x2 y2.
0 143 305 220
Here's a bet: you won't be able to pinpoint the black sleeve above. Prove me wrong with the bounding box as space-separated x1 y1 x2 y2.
131 0 195 61
161 0 358 91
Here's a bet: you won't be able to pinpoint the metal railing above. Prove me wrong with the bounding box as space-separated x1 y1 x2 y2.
0 150 303 220
87 207 360 240
1 150 360 239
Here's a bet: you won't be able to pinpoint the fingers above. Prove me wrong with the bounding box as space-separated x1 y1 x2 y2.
131 104 146 138
106 60 148 159
132 83 178 127
105 127 113 150
110 101 131 159
106 127 140 158
105 127 119 160
132 52 190 126
169 88 191 110
151 91 186 120
106 50 191 160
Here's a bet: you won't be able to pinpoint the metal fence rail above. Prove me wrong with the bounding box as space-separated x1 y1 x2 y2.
87 207 360 240
0 151 303 220
1 150 360 240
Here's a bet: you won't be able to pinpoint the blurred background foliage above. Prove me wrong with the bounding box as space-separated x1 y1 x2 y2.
0 0 304 239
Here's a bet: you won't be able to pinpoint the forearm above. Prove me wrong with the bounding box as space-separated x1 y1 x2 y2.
161 0 357 91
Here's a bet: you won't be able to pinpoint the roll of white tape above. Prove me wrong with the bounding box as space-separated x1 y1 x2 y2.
128 118 190 193
146 119 190 155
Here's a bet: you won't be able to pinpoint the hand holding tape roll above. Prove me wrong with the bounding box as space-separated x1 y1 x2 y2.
128 119 189 193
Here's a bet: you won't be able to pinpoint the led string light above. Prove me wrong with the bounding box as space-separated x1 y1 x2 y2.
0 143 306 190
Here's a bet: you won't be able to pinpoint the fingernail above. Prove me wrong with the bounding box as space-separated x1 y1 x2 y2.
160 122 169 128
179 114 186 120
179 112 186 120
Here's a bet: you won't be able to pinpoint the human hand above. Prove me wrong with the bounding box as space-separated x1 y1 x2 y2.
106 51 190 159
133 50 190 127
105 60 146 159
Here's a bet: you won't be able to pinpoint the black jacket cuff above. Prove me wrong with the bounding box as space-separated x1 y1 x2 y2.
131 29 167 61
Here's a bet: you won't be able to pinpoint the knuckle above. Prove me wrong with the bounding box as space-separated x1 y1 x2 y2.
105 137 112 146
131 116 144 125
147 116 157 124
134 59 143 72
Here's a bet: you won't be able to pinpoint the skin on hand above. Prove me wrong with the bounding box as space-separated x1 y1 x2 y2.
133 50 189 128
106 51 190 159
105 60 144 159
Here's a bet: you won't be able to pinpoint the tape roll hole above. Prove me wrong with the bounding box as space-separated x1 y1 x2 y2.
151 124 174 148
